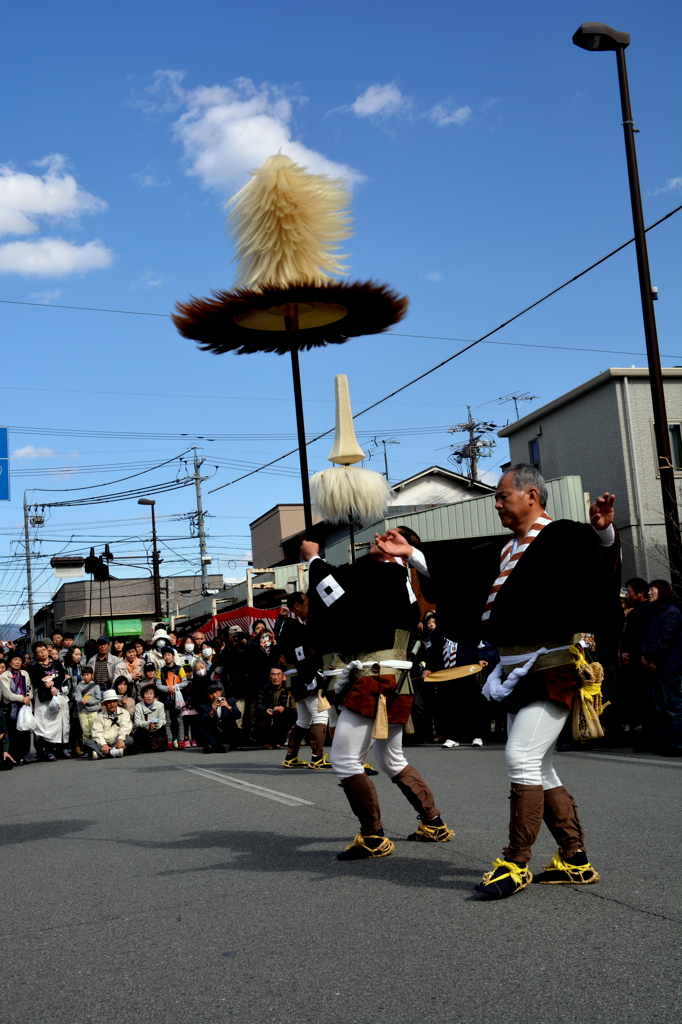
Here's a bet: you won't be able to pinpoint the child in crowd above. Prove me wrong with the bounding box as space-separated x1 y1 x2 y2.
156 646 188 749
74 665 101 751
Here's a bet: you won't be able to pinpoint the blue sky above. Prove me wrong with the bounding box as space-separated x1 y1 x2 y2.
0 0 680 622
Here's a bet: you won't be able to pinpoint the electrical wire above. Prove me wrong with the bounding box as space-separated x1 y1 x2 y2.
208 208 682 493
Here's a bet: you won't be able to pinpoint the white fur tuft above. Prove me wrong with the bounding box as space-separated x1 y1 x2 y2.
310 465 392 524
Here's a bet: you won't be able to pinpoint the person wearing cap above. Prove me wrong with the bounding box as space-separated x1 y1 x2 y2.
132 683 167 753
198 682 241 753
85 690 133 759
86 637 123 689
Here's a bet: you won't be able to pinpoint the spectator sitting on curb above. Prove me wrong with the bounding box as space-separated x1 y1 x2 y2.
133 684 167 754
198 681 241 753
253 667 292 748
85 689 133 759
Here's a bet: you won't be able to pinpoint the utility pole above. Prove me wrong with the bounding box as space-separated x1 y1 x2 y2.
23 493 35 644
192 448 212 594
447 407 497 484
368 437 399 483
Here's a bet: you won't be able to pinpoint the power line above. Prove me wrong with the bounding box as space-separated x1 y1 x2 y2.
208 204 682 495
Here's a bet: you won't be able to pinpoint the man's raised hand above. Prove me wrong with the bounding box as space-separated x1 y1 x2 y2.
589 492 616 531
373 529 413 560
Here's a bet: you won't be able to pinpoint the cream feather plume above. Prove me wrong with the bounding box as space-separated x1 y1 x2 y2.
310 465 393 525
226 154 352 290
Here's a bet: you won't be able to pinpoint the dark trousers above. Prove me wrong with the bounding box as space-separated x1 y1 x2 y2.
252 710 294 746
133 729 167 754
6 715 31 762
650 671 682 752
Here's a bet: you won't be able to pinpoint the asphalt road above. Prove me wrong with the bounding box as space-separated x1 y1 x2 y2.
1 741 679 1024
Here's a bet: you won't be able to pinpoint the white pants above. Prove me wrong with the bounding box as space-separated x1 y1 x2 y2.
327 704 339 728
330 707 408 781
505 700 569 789
295 694 329 729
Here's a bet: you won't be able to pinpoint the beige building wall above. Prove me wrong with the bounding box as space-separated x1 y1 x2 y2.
499 368 682 582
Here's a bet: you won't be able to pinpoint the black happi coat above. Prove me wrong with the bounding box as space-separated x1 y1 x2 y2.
308 556 420 655
418 520 622 650
277 616 319 701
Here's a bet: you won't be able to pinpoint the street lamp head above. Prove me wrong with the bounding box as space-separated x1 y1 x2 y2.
137 498 155 506
572 23 630 51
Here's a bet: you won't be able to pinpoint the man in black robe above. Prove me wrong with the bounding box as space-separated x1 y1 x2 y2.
376 464 621 898
304 534 454 861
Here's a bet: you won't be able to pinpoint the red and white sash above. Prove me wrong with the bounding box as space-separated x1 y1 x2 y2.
481 512 552 622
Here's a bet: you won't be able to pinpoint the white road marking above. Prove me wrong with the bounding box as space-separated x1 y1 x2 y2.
557 751 682 768
178 765 316 806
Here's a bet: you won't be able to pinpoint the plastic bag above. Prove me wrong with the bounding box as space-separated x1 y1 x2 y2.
48 695 61 712
174 688 185 710
16 705 36 731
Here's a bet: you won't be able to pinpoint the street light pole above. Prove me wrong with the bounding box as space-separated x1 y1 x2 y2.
138 498 162 620
573 23 682 595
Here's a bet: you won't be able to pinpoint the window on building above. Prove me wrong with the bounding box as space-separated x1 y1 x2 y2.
651 420 682 476
528 437 541 470
670 422 682 472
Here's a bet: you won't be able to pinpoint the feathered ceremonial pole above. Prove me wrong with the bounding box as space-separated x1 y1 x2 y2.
310 374 392 552
173 153 408 533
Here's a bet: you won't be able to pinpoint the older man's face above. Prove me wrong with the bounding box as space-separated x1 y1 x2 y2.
102 700 118 713
494 472 536 532
193 632 205 647
97 641 110 655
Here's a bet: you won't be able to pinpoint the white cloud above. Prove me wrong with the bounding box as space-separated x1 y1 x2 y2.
649 176 682 196
139 270 164 288
133 165 171 188
350 83 414 118
0 154 106 237
12 446 56 460
0 237 113 277
428 101 472 127
144 71 363 192
28 288 61 303
423 270 443 282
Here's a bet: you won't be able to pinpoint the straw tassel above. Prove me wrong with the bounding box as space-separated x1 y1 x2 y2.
317 688 331 712
372 694 389 740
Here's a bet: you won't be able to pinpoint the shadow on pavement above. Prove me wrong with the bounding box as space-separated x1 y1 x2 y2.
109 826 480 891
0 818 97 846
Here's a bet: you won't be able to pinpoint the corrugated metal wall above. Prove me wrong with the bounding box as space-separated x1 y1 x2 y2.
323 475 586 566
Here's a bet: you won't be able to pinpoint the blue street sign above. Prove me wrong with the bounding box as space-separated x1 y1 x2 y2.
0 427 9 500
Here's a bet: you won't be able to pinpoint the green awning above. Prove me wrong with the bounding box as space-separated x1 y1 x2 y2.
105 618 143 638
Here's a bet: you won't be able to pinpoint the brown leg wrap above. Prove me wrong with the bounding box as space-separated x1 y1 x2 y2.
309 723 326 759
503 783 545 863
286 724 307 759
391 764 439 821
542 785 585 859
340 773 383 835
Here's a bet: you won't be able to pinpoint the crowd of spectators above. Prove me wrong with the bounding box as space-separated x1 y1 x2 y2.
0 571 679 768
0 622 291 765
